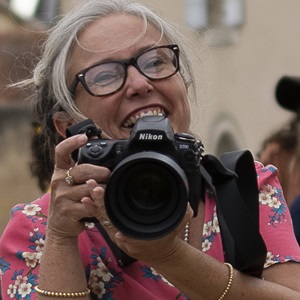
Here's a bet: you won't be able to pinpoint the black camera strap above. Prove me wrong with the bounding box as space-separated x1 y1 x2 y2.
94 150 267 276
201 150 267 278
66 120 267 274
94 221 137 267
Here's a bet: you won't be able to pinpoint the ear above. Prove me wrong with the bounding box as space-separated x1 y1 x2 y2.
53 112 74 138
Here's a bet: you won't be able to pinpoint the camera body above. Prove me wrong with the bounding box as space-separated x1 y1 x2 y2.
76 115 203 239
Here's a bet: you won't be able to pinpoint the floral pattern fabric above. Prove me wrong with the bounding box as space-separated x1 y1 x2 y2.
1 162 300 299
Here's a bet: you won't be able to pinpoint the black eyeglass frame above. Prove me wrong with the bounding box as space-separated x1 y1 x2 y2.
68 44 180 97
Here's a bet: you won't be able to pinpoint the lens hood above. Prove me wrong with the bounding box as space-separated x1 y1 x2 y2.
105 152 189 239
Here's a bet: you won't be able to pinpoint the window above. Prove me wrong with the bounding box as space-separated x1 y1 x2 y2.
185 0 245 45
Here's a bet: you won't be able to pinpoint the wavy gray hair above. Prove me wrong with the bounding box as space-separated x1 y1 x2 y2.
26 0 196 171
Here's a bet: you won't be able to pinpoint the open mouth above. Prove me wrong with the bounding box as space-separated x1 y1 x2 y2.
123 108 166 128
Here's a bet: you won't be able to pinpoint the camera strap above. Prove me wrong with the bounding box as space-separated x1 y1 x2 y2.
66 120 266 274
200 150 267 278
94 221 137 268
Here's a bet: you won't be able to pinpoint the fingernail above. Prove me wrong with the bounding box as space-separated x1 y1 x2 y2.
93 186 102 193
115 232 123 240
78 134 88 143
86 179 94 185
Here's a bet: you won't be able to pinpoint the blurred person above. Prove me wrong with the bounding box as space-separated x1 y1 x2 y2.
275 75 300 245
0 1 300 299
276 76 300 114
290 152 300 245
258 115 300 208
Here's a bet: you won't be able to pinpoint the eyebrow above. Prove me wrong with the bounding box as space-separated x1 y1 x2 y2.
82 43 162 68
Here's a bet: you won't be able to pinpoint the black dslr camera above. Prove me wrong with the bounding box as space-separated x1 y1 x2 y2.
68 115 203 239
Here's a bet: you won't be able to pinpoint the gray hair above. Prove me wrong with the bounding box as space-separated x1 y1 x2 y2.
27 0 196 169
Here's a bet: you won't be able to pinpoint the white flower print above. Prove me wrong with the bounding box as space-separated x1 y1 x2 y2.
35 238 45 252
202 239 212 252
90 269 99 284
18 282 32 298
264 251 280 268
85 222 95 229
203 221 213 236
22 252 42 268
22 204 42 216
96 260 113 282
268 196 281 209
259 183 287 227
259 192 272 205
202 207 221 252
159 275 174 287
260 184 276 195
7 284 17 298
212 215 220 233
14 275 28 286
150 267 174 287
91 281 106 299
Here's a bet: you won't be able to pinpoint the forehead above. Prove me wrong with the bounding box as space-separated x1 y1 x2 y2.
69 13 167 73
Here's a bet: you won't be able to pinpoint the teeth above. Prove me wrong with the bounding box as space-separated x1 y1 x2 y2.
124 109 166 128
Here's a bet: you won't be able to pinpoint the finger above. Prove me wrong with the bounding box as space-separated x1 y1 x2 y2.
55 134 88 169
48 184 98 225
63 164 111 185
87 182 118 239
90 185 106 219
79 180 108 221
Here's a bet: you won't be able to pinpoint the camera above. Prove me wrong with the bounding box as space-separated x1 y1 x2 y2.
75 115 203 239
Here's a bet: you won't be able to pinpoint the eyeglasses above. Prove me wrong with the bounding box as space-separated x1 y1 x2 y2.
68 44 180 97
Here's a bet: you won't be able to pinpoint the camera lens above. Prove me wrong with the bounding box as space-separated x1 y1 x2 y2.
126 168 171 213
105 152 189 239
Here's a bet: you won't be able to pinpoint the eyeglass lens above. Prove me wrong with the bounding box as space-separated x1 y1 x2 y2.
82 46 178 96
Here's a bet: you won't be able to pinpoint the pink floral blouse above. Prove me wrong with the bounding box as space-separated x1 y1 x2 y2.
1 162 300 299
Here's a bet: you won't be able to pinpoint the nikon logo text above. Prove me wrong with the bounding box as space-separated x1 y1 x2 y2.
138 133 163 140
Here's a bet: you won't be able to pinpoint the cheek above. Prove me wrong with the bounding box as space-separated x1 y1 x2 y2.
173 76 190 109
76 98 111 124
173 85 191 129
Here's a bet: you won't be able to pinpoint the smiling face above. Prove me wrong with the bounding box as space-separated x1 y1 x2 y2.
67 13 191 139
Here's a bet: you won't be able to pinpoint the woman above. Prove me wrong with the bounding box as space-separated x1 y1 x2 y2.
258 119 300 208
1 0 300 299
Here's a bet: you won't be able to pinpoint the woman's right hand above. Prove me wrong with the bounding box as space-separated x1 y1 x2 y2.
47 134 111 239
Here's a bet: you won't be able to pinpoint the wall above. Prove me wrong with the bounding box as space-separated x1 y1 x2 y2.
142 0 300 155
0 108 41 234
198 0 300 155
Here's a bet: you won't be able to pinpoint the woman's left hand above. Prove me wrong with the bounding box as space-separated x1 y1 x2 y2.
89 182 193 263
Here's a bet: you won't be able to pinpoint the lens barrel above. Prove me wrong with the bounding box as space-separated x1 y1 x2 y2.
105 152 189 239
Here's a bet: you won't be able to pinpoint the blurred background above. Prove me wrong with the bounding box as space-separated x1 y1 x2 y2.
1 0 300 236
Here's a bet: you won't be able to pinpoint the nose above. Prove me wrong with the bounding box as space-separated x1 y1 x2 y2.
124 65 153 98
